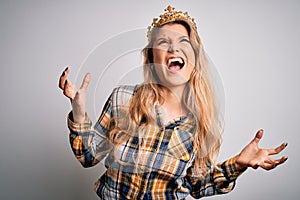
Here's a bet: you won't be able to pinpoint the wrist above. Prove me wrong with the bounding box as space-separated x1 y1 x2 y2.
71 104 86 123
235 154 248 171
73 112 86 123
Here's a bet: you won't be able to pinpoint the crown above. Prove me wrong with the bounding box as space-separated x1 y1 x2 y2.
147 6 197 40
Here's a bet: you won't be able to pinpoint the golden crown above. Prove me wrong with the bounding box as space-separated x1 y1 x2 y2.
147 6 197 39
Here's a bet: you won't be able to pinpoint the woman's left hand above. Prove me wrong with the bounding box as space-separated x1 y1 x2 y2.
235 129 288 171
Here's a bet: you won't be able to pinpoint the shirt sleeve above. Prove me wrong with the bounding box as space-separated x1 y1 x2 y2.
186 155 246 199
67 94 114 168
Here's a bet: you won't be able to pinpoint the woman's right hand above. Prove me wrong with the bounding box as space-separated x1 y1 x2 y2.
59 67 91 123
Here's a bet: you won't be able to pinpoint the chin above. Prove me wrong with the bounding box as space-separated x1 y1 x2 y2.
159 78 189 89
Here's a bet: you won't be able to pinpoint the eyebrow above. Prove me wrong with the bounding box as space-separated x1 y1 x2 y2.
156 37 166 41
178 35 190 40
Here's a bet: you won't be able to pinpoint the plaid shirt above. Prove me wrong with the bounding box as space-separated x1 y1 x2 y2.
68 85 244 199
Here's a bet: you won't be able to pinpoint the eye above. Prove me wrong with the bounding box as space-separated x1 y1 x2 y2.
180 38 191 43
157 39 168 45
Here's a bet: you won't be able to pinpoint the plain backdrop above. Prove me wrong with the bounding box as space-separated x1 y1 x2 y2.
0 0 299 199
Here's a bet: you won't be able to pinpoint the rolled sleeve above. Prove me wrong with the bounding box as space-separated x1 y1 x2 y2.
218 155 246 181
213 155 247 194
187 155 247 198
67 112 92 133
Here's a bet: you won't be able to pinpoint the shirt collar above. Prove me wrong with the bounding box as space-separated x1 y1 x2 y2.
154 104 194 129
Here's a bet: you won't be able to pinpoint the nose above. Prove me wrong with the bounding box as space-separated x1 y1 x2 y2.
167 43 179 53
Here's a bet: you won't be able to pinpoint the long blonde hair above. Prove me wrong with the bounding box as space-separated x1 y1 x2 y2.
109 20 222 177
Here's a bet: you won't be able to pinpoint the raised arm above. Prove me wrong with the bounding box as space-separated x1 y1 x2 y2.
186 129 288 199
59 67 112 168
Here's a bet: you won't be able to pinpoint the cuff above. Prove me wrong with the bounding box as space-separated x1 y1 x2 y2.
222 155 247 181
67 111 92 133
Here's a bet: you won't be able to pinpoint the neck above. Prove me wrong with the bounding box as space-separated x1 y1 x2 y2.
162 84 188 111
166 84 185 104
160 84 188 122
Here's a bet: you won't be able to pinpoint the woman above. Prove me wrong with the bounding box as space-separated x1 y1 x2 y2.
59 6 288 199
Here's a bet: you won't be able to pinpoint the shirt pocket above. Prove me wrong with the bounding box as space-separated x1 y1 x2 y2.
166 127 194 161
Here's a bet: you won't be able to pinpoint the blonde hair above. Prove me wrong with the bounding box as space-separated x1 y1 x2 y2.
109 20 222 177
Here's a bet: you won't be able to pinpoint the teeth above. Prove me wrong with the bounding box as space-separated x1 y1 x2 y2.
168 57 183 65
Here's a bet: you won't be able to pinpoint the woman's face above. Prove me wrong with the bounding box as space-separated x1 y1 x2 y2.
152 23 196 88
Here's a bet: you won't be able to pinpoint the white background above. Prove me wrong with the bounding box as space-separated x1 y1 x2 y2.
0 0 299 199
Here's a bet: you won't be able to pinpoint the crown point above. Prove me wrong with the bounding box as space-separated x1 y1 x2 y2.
152 18 158 24
166 5 174 12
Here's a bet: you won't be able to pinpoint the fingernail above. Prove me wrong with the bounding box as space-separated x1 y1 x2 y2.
65 67 69 71
260 129 264 132
62 71 65 76
285 143 288 147
65 80 68 85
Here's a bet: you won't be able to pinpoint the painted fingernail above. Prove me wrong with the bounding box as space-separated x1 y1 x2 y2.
62 71 65 76
285 143 288 147
65 80 68 85
65 67 69 71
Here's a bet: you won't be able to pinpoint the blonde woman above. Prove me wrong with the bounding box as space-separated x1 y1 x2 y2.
59 6 288 199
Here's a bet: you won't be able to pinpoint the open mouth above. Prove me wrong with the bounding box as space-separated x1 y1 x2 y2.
167 57 185 72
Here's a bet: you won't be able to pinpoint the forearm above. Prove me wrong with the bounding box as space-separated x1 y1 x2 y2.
71 97 86 123
68 112 110 168
213 155 247 193
187 156 247 198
